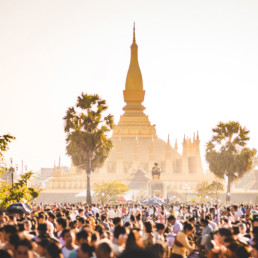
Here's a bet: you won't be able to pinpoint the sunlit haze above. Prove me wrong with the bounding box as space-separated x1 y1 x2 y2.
1 0 258 172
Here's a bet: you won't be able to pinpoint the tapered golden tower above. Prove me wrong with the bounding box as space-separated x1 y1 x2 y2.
113 24 156 138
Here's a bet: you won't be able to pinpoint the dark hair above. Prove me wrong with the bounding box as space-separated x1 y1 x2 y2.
136 213 142 221
218 228 232 238
201 218 209 226
77 217 85 224
80 243 93 256
76 229 91 241
9 234 20 246
150 243 165 258
96 241 113 257
3 224 17 235
38 223 48 234
130 215 135 222
56 218 67 229
69 220 77 229
189 217 195 223
167 215 176 221
120 249 155 258
48 212 55 219
125 230 141 252
38 238 51 248
156 223 165 231
46 242 62 258
113 217 121 225
124 222 131 228
15 238 33 251
17 223 25 232
61 228 71 238
183 221 194 232
144 221 153 233
0 250 11 258
232 226 240 235
114 225 126 239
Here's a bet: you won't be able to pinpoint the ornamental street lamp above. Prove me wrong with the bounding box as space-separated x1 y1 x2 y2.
9 157 15 187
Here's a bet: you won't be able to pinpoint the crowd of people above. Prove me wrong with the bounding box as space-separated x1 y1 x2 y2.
0 202 257 258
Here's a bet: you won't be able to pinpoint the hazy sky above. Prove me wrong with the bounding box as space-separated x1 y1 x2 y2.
1 0 258 172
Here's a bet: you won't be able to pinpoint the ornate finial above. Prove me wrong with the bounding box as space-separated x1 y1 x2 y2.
167 134 170 144
197 131 199 140
133 22 136 43
175 139 178 151
193 132 196 141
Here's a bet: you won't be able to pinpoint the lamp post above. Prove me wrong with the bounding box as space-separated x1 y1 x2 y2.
9 157 15 187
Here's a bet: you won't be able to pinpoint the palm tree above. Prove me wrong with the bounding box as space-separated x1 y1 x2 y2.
64 93 113 204
206 121 256 202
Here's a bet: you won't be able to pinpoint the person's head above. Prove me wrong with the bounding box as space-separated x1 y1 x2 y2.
233 205 238 212
47 212 55 222
167 215 176 225
61 229 73 246
37 223 48 235
3 224 18 242
156 223 165 234
14 238 33 258
136 213 142 221
77 217 85 227
200 218 209 228
149 242 165 258
144 221 153 233
37 213 47 224
77 243 93 258
217 228 232 245
76 229 92 245
46 242 62 258
183 221 194 236
37 238 51 257
56 217 67 231
78 209 84 217
113 225 127 245
125 229 142 251
113 217 122 227
189 217 196 225
95 239 114 258
0 249 11 258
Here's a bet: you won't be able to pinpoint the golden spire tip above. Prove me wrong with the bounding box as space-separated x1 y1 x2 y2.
133 22 136 43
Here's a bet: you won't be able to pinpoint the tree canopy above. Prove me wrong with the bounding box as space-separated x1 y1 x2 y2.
206 121 256 202
0 171 39 208
93 181 129 204
0 134 15 175
64 93 114 203
195 181 224 202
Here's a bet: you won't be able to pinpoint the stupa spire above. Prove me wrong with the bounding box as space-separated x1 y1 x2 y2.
133 22 136 44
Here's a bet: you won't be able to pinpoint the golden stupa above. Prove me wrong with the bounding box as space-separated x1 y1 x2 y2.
40 25 214 202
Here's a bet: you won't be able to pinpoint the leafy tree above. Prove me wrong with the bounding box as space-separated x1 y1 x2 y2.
0 134 15 175
0 171 39 207
64 93 114 204
196 181 224 202
195 181 210 202
93 181 129 204
206 121 256 202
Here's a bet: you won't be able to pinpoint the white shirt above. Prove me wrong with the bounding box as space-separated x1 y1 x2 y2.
108 209 115 219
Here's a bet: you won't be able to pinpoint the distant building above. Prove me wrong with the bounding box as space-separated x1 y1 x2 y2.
38 25 215 202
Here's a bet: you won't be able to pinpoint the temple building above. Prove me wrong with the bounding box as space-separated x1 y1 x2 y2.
39 25 214 202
